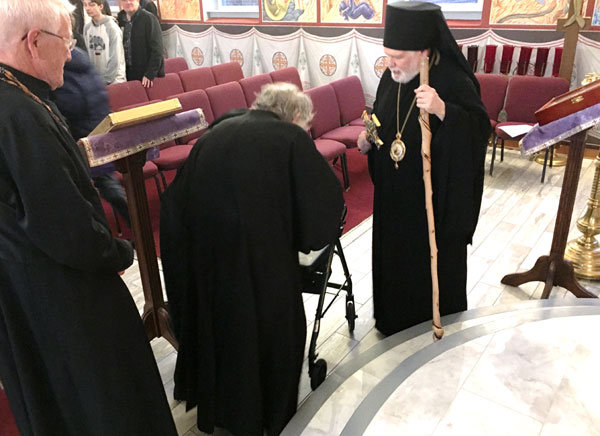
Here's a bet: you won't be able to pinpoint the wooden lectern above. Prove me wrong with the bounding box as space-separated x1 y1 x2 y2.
79 100 207 349
501 83 600 299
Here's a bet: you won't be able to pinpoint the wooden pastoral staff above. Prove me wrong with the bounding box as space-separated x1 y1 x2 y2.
501 81 600 299
79 100 207 349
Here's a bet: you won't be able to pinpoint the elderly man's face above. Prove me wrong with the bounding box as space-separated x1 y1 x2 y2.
122 0 140 13
30 14 73 90
384 47 427 84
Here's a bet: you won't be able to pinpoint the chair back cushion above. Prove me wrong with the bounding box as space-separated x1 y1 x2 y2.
179 67 217 91
106 80 148 111
205 82 248 118
504 76 569 123
211 61 244 85
164 57 189 74
330 75 365 125
306 85 341 138
475 73 509 121
269 67 302 90
170 89 215 144
239 73 273 106
145 73 184 101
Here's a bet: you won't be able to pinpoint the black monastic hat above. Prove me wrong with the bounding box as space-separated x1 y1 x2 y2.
383 1 481 95
384 1 441 51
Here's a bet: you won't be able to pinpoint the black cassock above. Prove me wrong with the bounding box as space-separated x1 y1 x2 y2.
160 110 344 436
368 58 491 336
0 66 177 435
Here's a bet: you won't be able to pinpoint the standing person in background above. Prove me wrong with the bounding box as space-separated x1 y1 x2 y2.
83 0 126 84
140 0 158 18
0 0 177 434
357 1 491 336
118 0 164 87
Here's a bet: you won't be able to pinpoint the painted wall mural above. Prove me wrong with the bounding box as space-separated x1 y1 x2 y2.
489 0 588 26
321 0 383 24
158 0 201 20
262 0 317 22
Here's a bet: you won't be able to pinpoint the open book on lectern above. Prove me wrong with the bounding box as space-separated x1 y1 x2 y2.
78 99 207 167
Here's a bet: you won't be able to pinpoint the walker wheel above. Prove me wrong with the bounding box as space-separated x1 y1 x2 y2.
310 359 327 390
346 300 356 332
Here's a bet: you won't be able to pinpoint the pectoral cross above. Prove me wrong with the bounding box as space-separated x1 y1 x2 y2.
556 0 591 82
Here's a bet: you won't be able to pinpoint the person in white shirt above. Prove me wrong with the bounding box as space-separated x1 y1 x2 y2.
83 0 126 84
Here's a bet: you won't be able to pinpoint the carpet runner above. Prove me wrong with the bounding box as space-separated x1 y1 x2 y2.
0 389 18 436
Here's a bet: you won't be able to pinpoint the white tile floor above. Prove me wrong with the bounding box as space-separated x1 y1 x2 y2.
123 148 600 435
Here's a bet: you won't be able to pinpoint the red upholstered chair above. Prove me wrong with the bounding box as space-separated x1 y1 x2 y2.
170 89 215 145
211 61 244 85
205 81 248 118
329 75 366 127
269 67 303 90
483 45 497 73
314 138 349 190
534 47 550 77
500 45 515 75
307 85 363 150
145 73 184 101
239 73 273 106
552 47 563 77
490 75 569 177
164 57 189 74
516 46 533 75
475 73 509 139
178 67 217 91
467 45 479 73
106 80 149 111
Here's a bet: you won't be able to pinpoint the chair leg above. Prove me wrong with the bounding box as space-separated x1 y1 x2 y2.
159 171 168 190
111 206 123 237
340 154 350 191
541 147 549 183
500 138 505 162
153 176 163 197
490 135 499 176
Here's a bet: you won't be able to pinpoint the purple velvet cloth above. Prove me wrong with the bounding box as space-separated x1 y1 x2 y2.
520 102 600 156
82 109 206 167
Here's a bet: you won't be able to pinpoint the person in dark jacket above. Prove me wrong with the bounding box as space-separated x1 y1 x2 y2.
118 0 164 87
52 47 131 227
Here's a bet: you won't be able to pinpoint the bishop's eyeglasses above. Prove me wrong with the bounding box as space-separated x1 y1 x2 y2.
21 29 77 51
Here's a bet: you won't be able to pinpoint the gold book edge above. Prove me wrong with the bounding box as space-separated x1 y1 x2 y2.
79 109 207 167
89 98 183 137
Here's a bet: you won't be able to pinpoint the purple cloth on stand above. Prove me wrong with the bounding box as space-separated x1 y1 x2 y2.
520 102 600 156
81 109 206 167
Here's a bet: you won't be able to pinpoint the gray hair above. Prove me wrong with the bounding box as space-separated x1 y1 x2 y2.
0 0 74 51
252 82 314 129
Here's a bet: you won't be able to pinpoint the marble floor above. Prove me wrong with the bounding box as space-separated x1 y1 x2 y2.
122 148 600 435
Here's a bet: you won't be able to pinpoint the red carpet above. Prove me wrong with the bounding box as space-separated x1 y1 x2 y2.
101 148 373 256
0 389 19 436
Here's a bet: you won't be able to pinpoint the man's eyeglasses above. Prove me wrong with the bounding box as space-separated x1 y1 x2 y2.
21 29 77 51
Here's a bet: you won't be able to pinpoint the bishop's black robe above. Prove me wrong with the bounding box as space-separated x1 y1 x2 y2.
0 65 177 436
368 58 491 336
160 109 344 436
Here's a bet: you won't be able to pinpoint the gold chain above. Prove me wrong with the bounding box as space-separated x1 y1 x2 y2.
0 66 69 133
395 83 418 142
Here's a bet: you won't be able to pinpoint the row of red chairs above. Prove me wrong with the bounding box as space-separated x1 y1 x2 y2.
462 45 562 77
476 73 569 181
106 62 364 193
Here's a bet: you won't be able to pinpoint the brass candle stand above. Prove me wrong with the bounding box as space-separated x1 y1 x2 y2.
564 150 600 278
564 72 600 279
